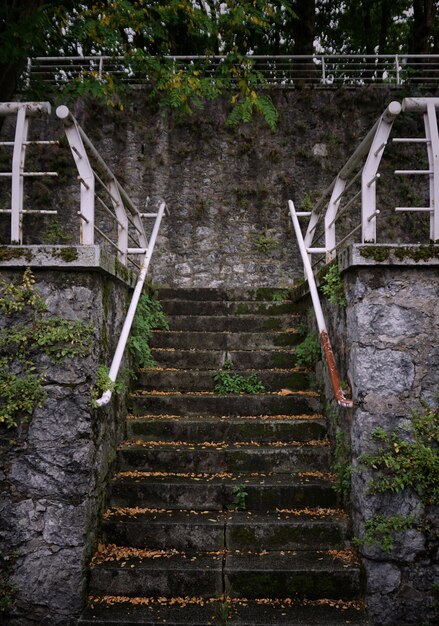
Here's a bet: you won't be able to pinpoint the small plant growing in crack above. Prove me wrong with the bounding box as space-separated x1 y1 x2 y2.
213 359 265 394
231 484 248 510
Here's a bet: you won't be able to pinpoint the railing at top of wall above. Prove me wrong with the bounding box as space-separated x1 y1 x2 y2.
288 97 439 407
0 101 168 407
26 54 439 88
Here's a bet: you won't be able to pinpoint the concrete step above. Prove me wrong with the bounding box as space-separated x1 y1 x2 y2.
129 392 320 417
160 300 298 317
87 549 360 601
165 314 297 332
158 287 296 302
224 550 362 600
109 473 338 511
89 551 224 598
116 442 331 474
79 598 369 625
150 348 298 369
150 331 300 350
137 369 310 392
101 509 349 552
126 415 327 443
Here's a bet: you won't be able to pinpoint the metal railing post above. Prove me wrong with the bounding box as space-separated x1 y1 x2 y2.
10 107 28 243
56 105 95 244
425 101 439 241
362 101 401 242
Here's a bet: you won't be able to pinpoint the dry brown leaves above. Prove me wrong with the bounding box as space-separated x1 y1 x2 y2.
298 471 336 481
90 544 181 567
275 507 348 518
324 548 360 567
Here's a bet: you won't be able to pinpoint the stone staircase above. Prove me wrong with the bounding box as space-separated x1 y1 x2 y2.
80 288 368 625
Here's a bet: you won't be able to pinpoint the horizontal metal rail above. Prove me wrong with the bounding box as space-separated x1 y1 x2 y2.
26 54 439 88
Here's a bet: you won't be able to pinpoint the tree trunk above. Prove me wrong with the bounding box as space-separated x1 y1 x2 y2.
292 0 316 85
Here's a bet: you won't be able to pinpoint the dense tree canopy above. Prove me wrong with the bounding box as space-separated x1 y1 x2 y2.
1 1 439 126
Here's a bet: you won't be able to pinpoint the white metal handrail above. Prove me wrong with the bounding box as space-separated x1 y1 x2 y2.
298 97 439 270
288 97 439 407
56 105 151 266
289 199 352 408
0 102 58 243
95 200 167 407
0 102 169 408
27 54 439 88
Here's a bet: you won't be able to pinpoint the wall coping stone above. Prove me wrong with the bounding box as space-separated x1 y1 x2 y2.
0 245 137 287
339 243 439 271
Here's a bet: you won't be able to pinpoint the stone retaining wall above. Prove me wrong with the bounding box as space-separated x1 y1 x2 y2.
317 245 439 625
0 247 132 624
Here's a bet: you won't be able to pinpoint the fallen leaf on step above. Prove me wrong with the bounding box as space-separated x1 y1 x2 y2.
278 388 295 395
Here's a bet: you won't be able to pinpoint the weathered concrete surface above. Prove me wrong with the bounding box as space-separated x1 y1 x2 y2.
317 253 439 626
0 261 131 624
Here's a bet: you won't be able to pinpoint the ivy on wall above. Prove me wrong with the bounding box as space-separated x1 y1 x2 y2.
0 269 94 429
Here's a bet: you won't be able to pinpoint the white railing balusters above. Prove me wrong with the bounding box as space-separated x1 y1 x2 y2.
0 101 168 407
0 102 53 243
289 97 439 407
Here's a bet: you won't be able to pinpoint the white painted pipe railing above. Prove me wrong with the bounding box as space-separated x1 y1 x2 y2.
288 97 439 407
27 54 439 88
289 200 352 409
95 201 167 407
56 105 149 263
300 97 439 269
0 102 56 243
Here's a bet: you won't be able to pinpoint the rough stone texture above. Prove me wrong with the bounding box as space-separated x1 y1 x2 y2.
319 261 439 625
0 265 131 624
1 87 435 287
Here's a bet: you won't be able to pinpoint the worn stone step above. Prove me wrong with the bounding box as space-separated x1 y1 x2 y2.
225 550 362 600
130 392 320 417
158 287 295 302
160 300 298 317
79 598 369 625
89 552 223 598
126 415 327 443
109 473 338 510
226 510 349 551
150 331 300 350
102 510 225 551
165 314 297 332
151 348 298 369
138 369 310 393
101 509 349 552
116 442 331 474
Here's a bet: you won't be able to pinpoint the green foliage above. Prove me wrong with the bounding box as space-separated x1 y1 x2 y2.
254 233 278 254
295 332 321 369
213 369 265 395
231 483 248 510
127 293 168 369
271 291 289 302
0 269 94 429
354 514 418 553
43 219 72 245
226 69 279 130
321 264 346 307
91 364 127 408
354 405 439 553
360 406 439 505
299 193 314 212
